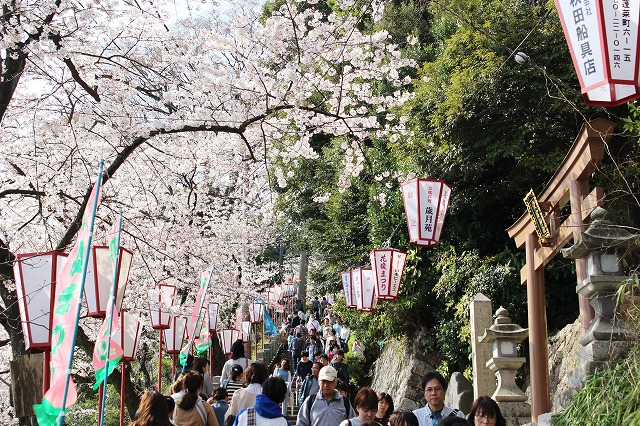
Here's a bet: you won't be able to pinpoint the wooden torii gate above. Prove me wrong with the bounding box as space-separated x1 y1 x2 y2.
506 118 615 422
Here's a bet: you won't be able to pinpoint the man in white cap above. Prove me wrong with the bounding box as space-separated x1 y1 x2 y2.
296 365 354 426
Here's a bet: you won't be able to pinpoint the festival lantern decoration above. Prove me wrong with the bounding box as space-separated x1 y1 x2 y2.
164 316 187 379
370 248 408 300
13 251 68 394
340 271 357 308
351 268 378 312
219 329 240 355
149 283 176 330
555 0 640 106
111 310 141 426
148 283 176 391
84 246 133 318
401 178 451 247
208 302 220 332
13 252 68 352
249 302 263 324
240 320 251 342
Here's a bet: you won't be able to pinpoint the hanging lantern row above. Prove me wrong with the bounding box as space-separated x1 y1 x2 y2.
555 0 640 106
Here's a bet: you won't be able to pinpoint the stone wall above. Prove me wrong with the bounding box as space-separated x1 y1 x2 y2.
369 335 435 410
547 319 582 413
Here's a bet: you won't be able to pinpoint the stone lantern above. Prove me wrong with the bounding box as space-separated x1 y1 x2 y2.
561 207 640 388
479 308 529 402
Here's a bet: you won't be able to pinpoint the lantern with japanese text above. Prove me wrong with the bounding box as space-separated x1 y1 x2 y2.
208 302 220 332
112 310 142 362
401 178 451 247
164 316 187 355
370 248 408 300
219 329 240 354
84 246 134 318
148 283 176 330
351 268 378 312
13 252 68 352
555 0 640 106
249 302 264 324
340 271 357 308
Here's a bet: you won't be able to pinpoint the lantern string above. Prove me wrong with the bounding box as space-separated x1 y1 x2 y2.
383 216 406 249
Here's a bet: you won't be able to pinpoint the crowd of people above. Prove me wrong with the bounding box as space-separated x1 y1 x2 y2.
129 301 508 426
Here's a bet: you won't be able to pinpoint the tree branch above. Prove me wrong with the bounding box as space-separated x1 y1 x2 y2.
0 189 46 200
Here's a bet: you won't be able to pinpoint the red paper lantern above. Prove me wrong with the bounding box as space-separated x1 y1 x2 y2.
249 302 263 324
340 271 357 308
401 178 451 247
112 310 142 362
84 246 133 318
219 329 240 354
164 316 187 355
149 283 176 330
13 252 68 352
208 302 220 332
370 249 408 300
555 0 640 106
351 268 378 312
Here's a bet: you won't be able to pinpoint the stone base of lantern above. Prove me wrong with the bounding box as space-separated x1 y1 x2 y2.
567 340 631 392
486 357 527 402
497 401 531 426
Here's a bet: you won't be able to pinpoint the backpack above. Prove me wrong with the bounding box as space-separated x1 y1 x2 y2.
305 393 350 424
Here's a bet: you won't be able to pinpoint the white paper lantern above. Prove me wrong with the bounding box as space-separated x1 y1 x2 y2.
351 268 378 312
401 178 451 247
84 246 133 318
164 316 187 355
370 248 408 300
208 302 220 332
219 329 240 354
13 252 68 351
249 302 263 324
112 310 141 362
148 283 176 330
340 271 357 308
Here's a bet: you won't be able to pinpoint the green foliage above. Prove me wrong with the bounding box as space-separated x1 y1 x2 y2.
553 347 640 426
66 383 131 426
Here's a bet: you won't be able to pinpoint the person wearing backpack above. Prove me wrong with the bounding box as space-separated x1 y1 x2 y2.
232 377 291 426
296 365 355 426
297 362 321 405
173 372 219 426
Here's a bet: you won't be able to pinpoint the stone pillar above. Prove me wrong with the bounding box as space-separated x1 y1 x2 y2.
479 308 531 426
561 207 639 396
470 293 495 399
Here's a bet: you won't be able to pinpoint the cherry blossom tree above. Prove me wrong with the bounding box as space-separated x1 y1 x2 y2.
0 0 415 421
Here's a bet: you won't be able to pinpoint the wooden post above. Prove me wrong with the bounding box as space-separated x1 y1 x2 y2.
526 234 550 421
158 331 163 392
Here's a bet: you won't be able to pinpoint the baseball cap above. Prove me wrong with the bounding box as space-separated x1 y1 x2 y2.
318 365 338 381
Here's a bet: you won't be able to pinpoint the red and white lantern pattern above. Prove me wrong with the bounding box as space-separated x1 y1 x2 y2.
370 249 408 300
219 329 240 354
555 0 640 106
84 246 133 318
13 252 68 352
240 321 251 342
340 271 357 308
149 283 176 330
113 310 142 362
351 268 378 312
401 178 451 247
208 302 220 332
164 316 187 355
249 302 264 324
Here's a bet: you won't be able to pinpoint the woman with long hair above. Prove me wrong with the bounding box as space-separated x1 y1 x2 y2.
192 357 214 397
130 391 172 426
271 358 292 415
467 396 506 426
374 392 394 426
220 340 252 381
173 372 219 426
